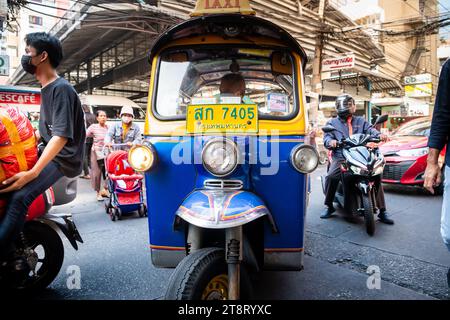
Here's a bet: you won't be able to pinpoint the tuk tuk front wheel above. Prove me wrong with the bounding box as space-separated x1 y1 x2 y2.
164 247 252 300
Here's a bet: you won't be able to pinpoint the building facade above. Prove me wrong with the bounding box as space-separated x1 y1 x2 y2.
0 0 70 84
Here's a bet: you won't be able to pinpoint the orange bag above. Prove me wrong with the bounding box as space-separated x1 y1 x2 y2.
0 105 38 188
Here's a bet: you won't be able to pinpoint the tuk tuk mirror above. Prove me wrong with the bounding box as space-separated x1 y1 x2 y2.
163 52 189 63
271 52 292 76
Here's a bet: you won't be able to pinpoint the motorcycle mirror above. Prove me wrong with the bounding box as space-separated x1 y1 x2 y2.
321 125 336 133
372 114 389 126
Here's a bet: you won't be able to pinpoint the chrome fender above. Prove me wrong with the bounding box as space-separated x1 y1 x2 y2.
175 190 273 229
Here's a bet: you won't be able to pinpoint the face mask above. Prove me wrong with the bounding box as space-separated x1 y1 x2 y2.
122 116 132 124
21 55 37 75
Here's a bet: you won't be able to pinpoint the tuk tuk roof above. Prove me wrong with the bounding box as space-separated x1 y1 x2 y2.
148 14 308 71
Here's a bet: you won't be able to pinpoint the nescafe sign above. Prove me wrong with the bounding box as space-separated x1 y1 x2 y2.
0 91 41 105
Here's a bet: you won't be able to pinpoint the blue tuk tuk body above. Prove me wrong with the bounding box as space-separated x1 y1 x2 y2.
145 135 309 270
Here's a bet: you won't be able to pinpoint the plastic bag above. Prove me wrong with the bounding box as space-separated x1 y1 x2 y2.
0 105 38 188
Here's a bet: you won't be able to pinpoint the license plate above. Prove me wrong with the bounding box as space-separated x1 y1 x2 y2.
186 104 258 134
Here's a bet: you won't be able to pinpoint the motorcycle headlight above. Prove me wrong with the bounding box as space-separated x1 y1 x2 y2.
290 145 319 174
350 165 363 175
202 138 239 177
128 144 157 172
397 147 429 157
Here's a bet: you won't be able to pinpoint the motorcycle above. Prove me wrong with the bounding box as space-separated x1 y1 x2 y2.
0 177 83 293
320 115 388 236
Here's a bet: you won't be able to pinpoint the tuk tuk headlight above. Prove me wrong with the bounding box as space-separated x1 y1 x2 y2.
128 144 156 172
291 145 319 174
202 138 239 177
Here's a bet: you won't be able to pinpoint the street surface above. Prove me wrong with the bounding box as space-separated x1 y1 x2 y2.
36 165 450 300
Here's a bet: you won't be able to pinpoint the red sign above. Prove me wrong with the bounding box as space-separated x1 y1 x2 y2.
322 54 356 72
0 92 41 105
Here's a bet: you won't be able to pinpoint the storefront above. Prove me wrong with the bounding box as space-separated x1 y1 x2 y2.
371 97 430 131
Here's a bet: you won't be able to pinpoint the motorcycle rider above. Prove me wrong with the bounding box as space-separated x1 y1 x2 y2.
0 32 86 273
321 94 394 225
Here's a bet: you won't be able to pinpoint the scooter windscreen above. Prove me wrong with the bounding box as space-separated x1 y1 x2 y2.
343 146 372 168
346 133 370 146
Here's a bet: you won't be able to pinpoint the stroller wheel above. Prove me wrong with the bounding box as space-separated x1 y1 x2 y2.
110 208 117 222
105 197 112 213
117 208 123 221
138 204 147 218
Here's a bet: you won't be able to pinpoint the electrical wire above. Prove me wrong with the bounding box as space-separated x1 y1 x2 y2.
26 0 116 18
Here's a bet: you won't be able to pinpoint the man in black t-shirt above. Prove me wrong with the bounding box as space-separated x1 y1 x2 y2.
0 33 85 267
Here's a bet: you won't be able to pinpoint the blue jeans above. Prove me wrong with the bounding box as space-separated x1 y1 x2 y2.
0 161 64 256
442 165 450 252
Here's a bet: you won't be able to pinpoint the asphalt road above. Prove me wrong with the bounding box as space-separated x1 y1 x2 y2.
35 166 450 300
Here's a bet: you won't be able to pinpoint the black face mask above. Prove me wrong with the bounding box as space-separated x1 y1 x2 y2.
21 55 37 75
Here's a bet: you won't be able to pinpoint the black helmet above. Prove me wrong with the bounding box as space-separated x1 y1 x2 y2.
335 94 355 119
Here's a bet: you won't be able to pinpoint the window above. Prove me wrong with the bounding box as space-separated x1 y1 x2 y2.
29 15 43 26
155 47 297 120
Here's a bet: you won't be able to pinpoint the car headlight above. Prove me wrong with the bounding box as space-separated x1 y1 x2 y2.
397 147 428 157
128 144 157 172
202 138 239 177
290 145 319 174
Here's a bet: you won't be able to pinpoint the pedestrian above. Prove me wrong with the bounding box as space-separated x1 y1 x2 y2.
80 104 96 179
104 105 141 148
321 94 393 224
423 58 450 288
86 110 109 201
0 32 85 274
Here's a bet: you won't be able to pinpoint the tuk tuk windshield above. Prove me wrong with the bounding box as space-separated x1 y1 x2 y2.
155 47 297 119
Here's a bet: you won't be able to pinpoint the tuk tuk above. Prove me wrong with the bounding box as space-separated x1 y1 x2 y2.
127 0 319 300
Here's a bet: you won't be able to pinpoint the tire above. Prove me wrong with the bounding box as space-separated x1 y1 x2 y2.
164 248 253 300
117 208 123 221
138 204 147 218
104 197 112 213
362 192 376 236
319 151 328 165
15 222 64 293
110 208 117 222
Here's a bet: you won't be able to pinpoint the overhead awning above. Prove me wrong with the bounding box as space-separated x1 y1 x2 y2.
323 66 402 94
9 1 182 88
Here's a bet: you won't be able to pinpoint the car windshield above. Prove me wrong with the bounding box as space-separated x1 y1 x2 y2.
394 118 431 137
155 47 297 119
92 105 145 121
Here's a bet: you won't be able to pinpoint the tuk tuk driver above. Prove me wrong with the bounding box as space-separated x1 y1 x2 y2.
104 106 141 149
219 73 253 104
321 94 394 225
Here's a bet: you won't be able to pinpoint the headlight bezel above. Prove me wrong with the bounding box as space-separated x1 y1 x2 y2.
290 144 319 174
128 143 157 172
201 137 239 178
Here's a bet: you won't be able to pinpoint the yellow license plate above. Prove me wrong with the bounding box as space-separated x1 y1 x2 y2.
186 104 258 134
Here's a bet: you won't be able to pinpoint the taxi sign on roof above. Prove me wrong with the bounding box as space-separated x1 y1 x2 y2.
191 0 256 17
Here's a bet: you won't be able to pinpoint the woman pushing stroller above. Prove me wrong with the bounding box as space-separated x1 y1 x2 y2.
103 106 145 221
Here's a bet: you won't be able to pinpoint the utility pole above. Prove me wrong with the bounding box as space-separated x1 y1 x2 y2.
310 0 327 129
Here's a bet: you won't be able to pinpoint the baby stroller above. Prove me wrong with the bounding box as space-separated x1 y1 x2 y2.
104 144 147 221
